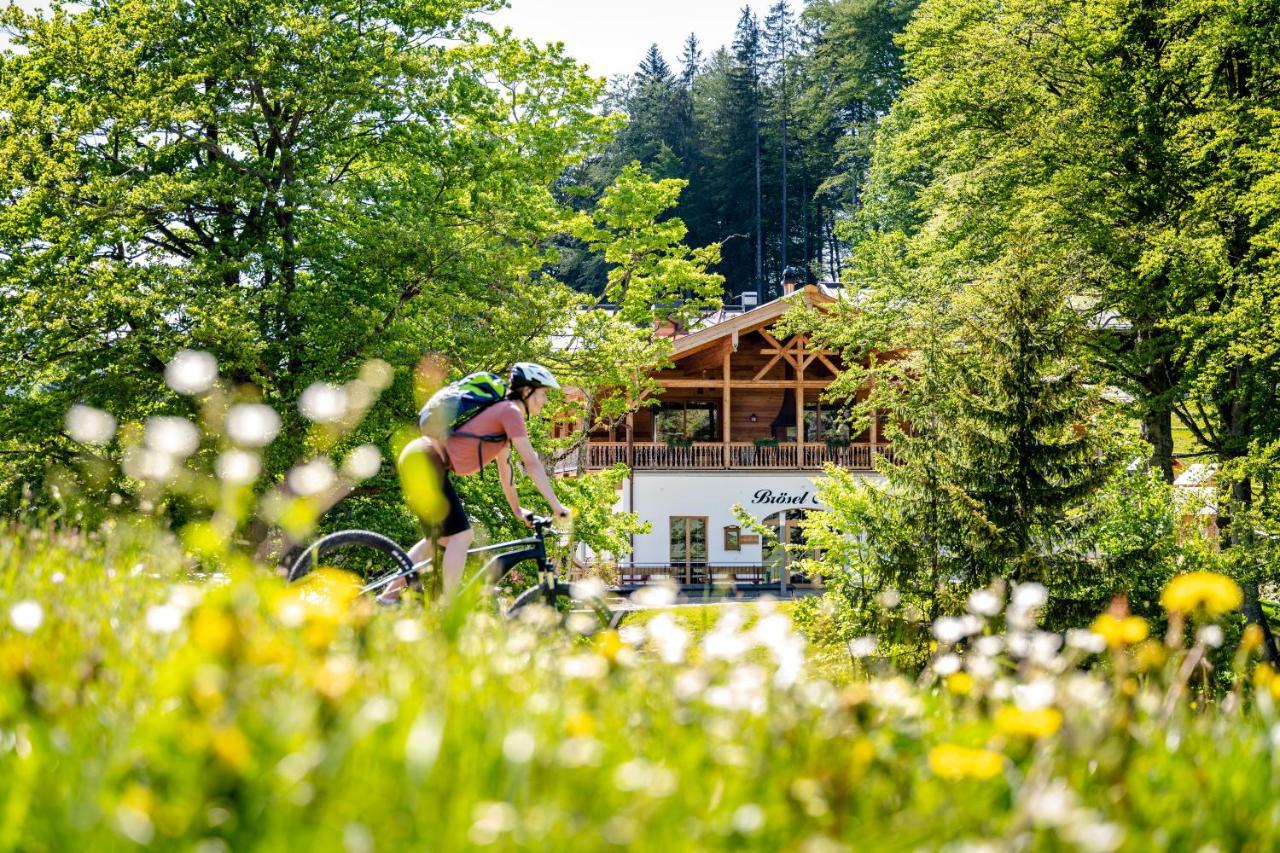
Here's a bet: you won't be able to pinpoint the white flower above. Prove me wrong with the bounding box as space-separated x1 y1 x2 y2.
65 404 117 444
848 635 878 658
216 449 261 485
703 618 751 662
1012 582 1048 610
1012 678 1056 711
570 577 606 602
1028 631 1064 667
165 350 218 395
877 587 901 609
9 600 43 634
557 737 603 768
225 403 281 447
967 588 1002 617
144 416 200 458
299 382 349 423
646 614 690 664
1024 780 1076 827
932 616 966 645
122 447 176 483
933 653 962 676
145 604 183 634
974 635 1003 657
613 759 675 796
342 445 381 480
869 677 923 718
468 801 517 845
1066 628 1107 655
631 582 677 608
502 728 536 764
287 457 336 496
966 654 998 681
731 804 765 834
674 667 708 700
1197 625 1225 648
393 619 424 643
561 654 608 680
1068 820 1124 853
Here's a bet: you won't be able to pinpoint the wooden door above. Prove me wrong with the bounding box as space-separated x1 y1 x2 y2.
669 516 708 584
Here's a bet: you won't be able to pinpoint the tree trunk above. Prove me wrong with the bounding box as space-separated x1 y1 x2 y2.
1140 406 1174 483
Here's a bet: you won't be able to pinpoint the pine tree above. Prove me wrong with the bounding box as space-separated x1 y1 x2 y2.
949 241 1112 587
731 7 764 300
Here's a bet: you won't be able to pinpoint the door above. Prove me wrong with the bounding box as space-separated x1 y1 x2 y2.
670 516 708 584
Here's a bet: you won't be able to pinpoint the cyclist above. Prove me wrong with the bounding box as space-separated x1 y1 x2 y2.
385 362 570 601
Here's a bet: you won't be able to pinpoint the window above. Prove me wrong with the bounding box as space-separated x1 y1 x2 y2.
670 517 708 581
802 402 851 441
656 403 718 442
724 525 741 551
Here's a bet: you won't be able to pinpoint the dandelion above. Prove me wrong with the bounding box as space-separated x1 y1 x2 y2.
216 449 261 485
165 350 218 395
1012 678 1056 711
299 382 349 423
144 416 200 458
1161 571 1242 616
994 705 1062 739
1090 614 1149 650
211 726 252 773
9 600 43 634
927 744 1004 781
287 457 337 496
631 581 677 608
225 403 281 447
65 404 117 444
945 672 975 695
342 444 381 480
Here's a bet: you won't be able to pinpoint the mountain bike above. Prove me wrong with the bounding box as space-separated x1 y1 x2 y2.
286 515 615 626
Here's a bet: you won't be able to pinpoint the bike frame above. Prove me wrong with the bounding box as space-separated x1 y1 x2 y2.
359 524 559 606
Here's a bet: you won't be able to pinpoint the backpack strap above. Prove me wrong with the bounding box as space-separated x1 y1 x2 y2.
451 430 508 478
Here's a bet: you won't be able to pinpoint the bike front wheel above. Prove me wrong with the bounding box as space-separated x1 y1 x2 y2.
288 529 416 595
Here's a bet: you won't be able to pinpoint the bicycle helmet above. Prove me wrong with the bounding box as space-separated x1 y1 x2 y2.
509 362 560 391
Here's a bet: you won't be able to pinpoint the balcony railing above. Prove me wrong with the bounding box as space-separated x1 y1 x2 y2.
580 441 893 471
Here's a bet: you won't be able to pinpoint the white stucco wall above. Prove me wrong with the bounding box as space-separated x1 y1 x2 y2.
615 470 885 566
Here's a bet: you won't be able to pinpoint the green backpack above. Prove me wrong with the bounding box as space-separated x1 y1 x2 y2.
418 372 510 471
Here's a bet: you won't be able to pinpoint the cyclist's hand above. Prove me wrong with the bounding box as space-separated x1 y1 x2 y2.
552 506 573 533
519 508 535 528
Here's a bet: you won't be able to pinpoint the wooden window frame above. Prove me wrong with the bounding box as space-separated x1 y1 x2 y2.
724 525 741 552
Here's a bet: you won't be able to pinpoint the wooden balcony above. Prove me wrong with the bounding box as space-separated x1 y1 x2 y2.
580 441 894 471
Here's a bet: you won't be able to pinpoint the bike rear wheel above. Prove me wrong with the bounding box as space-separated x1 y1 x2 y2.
288 530 415 594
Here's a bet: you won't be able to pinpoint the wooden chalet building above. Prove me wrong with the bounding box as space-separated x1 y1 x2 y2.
571 282 892 589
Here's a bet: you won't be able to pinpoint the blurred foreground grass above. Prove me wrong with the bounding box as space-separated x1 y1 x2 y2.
4 524 1280 851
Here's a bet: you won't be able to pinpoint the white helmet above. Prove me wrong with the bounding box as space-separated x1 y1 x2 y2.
509 362 560 391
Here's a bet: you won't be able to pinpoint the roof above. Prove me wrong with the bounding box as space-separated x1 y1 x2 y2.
672 285 840 359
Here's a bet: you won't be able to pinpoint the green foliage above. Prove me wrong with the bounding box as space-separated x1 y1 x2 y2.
568 162 724 328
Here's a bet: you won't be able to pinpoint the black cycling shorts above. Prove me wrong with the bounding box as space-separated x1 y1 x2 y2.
419 446 472 539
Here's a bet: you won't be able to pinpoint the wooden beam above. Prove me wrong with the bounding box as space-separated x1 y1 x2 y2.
659 379 832 389
795 346 805 445
752 352 785 381
730 329 739 353
722 347 731 444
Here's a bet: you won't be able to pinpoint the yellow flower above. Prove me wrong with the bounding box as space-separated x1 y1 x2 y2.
312 655 358 700
851 738 876 777
564 711 597 738
211 726 252 773
1254 663 1275 691
1160 571 1242 616
944 672 974 696
1242 624 1265 653
927 744 1004 781
993 705 1062 739
1090 614 1149 650
192 609 237 656
1134 639 1167 672
594 630 624 663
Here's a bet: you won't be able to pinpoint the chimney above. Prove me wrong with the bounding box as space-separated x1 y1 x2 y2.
740 291 759 309
782 266 802 296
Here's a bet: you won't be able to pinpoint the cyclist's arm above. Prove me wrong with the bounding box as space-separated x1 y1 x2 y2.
494 449 524 520
510 435 567 517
